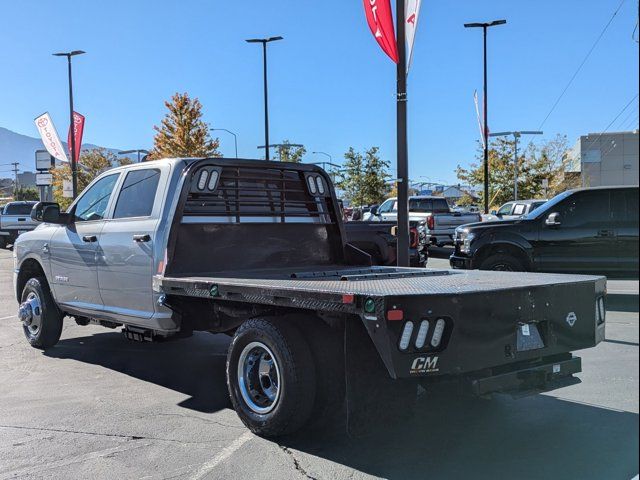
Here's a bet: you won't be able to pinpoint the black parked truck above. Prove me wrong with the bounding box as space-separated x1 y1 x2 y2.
16 158 606 437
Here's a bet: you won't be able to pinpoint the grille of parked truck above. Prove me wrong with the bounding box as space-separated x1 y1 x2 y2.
0 201 38 249
451 186 639 278
14 158 607 437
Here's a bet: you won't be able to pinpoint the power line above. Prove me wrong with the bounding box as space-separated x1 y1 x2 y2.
536 0 627 131
583 93 639 152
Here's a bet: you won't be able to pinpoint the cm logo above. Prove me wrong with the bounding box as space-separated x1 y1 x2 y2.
410 356 439 374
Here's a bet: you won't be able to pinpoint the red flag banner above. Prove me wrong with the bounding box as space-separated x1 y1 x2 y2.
363 0 398 63
67 111 85 163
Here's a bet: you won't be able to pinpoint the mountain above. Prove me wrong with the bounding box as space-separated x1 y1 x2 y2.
0 126 119 173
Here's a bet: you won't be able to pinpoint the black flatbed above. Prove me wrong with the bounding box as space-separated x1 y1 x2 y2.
155 267 604 301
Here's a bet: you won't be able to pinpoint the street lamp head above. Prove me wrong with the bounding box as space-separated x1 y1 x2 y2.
52 50 86 57
246 36 283 44
464 20 507 28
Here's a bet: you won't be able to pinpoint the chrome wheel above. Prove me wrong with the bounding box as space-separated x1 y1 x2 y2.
19 292 42 336
237 342 281 414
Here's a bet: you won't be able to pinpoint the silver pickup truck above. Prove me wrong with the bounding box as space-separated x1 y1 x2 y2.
0 201 38 248
372 196 481 246
13 158 606 437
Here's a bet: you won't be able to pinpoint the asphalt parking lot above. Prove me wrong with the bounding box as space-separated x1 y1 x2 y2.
0 247 638 480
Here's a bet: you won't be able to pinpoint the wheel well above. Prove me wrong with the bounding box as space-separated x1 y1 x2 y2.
16 259 46 302
475 243 531 270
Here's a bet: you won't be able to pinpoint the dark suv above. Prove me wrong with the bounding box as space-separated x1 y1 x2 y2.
450 186 639 278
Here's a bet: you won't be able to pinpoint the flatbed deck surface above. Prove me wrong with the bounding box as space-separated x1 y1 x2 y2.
158 268 603 297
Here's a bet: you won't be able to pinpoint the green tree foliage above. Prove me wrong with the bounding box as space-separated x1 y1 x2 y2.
335 147 390 206
149 92 220 160
51 148 130 210
14 186 39 201
278 140 306 163
456 134 574 209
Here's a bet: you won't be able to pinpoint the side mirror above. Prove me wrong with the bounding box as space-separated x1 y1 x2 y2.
370 206 379 216
490 210 497 215
31 202 69 225
545 212 561 227
31 202 57 222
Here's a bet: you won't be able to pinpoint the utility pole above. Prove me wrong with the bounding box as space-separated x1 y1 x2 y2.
464 20 506 213
396 0 410 267
490 130 543 200
11 162 19 198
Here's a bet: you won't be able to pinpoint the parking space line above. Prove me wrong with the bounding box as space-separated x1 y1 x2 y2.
0 315 15 321
191 431 253 479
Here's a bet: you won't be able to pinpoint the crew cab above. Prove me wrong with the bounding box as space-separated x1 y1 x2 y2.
14 159 606 437
0 201 38 249
372 196 481 246
451 186 639 278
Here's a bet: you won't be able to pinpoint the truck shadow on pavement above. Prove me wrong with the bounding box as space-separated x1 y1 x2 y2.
45 330 638 480
45 330 233 413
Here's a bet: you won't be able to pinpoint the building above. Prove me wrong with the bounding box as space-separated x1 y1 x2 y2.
568 130 639 187
440 185 480 205
17 171 37 188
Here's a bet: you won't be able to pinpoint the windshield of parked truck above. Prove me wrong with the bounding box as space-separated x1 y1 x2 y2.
409 198 450 213
524 191 573 220
3 203 34 215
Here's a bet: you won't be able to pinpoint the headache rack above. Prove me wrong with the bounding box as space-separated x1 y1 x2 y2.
183 165 335 224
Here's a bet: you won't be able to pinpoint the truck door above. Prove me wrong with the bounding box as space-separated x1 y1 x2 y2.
49 173 120 311
97 167 162 319
535 190 614 275
611 188 639 275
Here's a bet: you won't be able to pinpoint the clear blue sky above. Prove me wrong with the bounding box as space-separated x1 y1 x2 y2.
1 0 638 183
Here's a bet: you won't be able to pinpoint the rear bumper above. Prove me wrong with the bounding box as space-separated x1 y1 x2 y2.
467 355 582 397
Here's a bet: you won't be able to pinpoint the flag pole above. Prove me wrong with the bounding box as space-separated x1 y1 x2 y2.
396 0 410 267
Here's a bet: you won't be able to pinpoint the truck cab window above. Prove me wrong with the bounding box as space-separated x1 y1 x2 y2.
556 191 610 228
378 199 394 213
113 169 161 219
73 174 119 222
497 203 513 216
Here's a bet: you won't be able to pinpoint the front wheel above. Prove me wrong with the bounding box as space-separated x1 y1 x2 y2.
226 317 316 437
479 253 525 272
19 277 64 349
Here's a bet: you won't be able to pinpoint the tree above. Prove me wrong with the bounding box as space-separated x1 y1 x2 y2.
335 147 390 206
51 148 129 210
456 134 573 209
278 140 306 163
148 92 220 159
14 186 39 201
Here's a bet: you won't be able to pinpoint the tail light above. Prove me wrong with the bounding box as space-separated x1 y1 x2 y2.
410 227 418 248
427 216 435 230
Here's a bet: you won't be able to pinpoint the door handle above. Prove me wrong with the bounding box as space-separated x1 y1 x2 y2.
82 235 98 243
133 234 151 243
18 218 26 222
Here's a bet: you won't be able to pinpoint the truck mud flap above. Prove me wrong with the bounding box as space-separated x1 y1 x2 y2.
467 355 582 398
344 319 417 436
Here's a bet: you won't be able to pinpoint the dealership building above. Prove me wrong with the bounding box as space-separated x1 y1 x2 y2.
568 130 639 187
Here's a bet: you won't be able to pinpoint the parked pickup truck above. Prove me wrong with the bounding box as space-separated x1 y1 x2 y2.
0 201 38 248
345 219 428 267
372 196 481 246
451 186 639 278
482 199 547 222
15 159 606 437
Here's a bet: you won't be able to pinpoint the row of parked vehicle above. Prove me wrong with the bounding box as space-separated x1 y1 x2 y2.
0 201 38 249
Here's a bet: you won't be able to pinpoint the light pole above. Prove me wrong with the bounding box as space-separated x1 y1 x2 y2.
118 149 150 163
212 128 238 158
53 50 85 198
464 20 506 213
246 36 283 161
489 130 543 200
312 151 333 171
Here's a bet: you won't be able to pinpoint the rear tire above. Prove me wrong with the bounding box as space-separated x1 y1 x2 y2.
479 253 524 272
20 277 63 349
227 317 316 437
